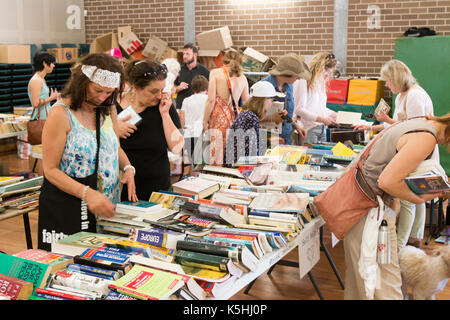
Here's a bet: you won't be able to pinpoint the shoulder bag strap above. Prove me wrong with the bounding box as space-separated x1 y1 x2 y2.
222 67 238 115
94 107 101 175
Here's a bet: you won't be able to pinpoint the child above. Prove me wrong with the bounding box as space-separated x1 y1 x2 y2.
224 81 283 165
180 74 209 165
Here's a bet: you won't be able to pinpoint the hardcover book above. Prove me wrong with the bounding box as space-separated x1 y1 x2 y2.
172 177 220 199
0 274 33 300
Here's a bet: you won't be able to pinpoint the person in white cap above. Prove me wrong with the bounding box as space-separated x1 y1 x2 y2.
224 81 290 165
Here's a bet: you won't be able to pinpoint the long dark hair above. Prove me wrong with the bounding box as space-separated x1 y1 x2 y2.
61 53 125 116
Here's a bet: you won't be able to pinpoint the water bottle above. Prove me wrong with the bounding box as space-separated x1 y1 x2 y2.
377 219 391 264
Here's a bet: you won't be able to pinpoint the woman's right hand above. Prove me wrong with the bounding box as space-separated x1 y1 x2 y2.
117 115 137 139
353 124 371 131
85 188 116 218
318 116 337 126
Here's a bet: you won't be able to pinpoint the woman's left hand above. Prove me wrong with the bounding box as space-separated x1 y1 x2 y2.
120 168 138 202
159 93 172 116
375 110 391 123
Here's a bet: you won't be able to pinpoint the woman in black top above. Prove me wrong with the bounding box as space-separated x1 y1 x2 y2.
116 60 184 201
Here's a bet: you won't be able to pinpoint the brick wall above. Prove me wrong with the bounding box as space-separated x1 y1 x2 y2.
84 0 450 78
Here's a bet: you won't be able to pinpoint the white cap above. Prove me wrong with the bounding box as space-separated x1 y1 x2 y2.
249 81 286 98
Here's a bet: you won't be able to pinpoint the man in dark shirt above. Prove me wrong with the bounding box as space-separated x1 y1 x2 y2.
174 43 210 109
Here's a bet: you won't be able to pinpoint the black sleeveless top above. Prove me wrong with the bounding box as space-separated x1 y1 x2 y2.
115 101 182 201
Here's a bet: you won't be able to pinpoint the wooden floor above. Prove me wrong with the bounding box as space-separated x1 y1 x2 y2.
0 150 448 300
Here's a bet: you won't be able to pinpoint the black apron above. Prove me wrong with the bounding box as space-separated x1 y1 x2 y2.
38 108 101 251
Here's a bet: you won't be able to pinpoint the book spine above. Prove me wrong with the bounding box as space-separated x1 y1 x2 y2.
249 210 297 221
66 263 119 280
50 271 112 296
176 240 238 259
35 287 88 300
34 292 70 300
73 255 127 275
81 247 132 264
174 250 229 272
208 232 256 241
203 236 258 258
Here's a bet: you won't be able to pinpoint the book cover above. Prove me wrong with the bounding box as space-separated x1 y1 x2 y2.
249 192 309 213
115 200 162 213
13 249 73 274
0 252 51 291
0 274 33 300
109 265 185 300
149 191 193 210
51 231 125 257
130 227 185 250
405 175 450 194
117 105 143 126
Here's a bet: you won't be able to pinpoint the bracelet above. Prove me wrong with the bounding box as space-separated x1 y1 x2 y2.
81 185 90 202
123 164 136 175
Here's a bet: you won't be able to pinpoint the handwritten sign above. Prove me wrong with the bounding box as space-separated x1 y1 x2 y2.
298 218 323 279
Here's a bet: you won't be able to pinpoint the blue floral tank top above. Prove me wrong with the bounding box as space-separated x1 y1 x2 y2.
57 103 120 204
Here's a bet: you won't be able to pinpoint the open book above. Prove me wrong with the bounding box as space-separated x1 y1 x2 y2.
374 98 391 116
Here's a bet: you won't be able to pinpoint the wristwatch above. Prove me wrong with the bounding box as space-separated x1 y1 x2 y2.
123 164 136 175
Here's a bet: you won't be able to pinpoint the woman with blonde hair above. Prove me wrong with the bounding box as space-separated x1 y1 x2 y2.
292 52 338 145
354 59 436 249
203 50 249 165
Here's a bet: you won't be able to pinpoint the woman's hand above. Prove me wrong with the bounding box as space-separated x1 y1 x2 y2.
120 168 138 202
159 93 172 116
317 115 337 126
353 124 371 131
272 110 288 124
293 122 307 139
117 115 137 139
49 88 60 101
375 110 392 123
85 188 116 218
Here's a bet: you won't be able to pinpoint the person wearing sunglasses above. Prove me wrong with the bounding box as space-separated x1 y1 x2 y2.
354 59 436 249
37 53 137 251
116 59 184 201
292 52 338 145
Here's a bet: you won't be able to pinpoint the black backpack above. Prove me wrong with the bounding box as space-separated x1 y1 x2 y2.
403 27 437 37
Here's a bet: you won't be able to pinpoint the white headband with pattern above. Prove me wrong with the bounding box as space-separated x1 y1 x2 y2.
81 64 121 88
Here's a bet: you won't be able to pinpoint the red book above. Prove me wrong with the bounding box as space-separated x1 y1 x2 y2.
35 287 88 300
0 274 33 300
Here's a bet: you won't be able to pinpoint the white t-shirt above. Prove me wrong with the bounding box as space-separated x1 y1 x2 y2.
181 92 208 138
292 79 336 131
392 84 434 121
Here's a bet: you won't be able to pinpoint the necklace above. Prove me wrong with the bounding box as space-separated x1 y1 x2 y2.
80 106 96 129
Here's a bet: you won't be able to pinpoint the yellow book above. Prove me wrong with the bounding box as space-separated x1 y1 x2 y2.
331 142 356 157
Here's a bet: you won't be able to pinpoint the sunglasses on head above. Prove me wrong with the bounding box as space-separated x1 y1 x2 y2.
326 53 336 60
141 64 168 79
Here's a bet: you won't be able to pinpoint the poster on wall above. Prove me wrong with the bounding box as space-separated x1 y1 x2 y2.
0 0 85 46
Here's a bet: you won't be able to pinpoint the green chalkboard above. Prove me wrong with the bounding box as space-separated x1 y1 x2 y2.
394 36 450 175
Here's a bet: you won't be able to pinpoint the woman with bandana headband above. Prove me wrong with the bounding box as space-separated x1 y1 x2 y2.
37 53 137 251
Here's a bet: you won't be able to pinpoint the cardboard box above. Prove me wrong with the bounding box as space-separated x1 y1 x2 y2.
0 45 31 64
198 50 223 70
160 47 178 62
196 26 233 50
118 26 143 55
241 47 275 81
347 79 384 106
47 48 78 63
143 35 168 61
89 32 119 54
326 79 349 105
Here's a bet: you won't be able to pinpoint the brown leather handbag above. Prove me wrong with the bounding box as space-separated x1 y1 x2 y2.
27 105 47 145
313 128 390 240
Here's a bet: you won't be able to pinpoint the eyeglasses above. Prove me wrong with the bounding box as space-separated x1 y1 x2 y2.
141 64 168 79
326 53 336 60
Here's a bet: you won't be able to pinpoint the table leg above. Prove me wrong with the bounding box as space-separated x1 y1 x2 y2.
22 212 33 249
